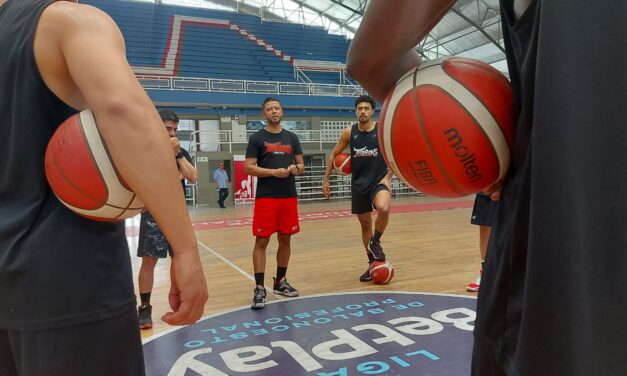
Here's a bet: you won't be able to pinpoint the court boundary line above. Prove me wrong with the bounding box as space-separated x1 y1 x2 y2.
196 240 286 295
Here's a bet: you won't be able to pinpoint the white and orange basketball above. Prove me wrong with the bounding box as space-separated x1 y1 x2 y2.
378 57 515 197
333 152 352 176
44 110 145 221
370 261 395 285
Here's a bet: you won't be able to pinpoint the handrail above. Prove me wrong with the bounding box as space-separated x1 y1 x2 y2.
136 74 365 97
187 129 344 154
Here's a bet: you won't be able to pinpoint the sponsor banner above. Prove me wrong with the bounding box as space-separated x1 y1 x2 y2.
233 155 256 205
144 292 476 375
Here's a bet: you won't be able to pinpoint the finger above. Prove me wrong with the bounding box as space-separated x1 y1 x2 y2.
168 292 181 313
161 301 203 326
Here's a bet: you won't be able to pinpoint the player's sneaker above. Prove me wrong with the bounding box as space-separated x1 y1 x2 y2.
466 271 482 292
138 303 153 330
273 277 299 297
359 267 372 282
251 286 266 310
367 239 386 261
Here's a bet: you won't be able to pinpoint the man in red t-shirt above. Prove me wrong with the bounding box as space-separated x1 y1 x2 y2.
245 97 304 310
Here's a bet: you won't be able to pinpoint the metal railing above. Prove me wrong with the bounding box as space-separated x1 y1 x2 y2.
296 166 423 202
136 75 365 97
292 59 356 86
188 129 345 153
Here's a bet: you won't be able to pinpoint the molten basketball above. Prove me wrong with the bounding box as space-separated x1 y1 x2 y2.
370 261 395 285
44 110 145 221
333 152 352 176
378 57 515 197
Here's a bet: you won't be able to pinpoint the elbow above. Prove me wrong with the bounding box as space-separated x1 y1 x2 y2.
346 60 368 84
346 47 378 85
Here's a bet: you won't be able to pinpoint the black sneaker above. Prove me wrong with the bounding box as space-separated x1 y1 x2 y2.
273 277 299 297
367 239 386 261
251 286 266 310
138 303 153 330
359 267 373 282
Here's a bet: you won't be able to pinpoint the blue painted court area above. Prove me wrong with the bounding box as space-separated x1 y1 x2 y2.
144 292 476 375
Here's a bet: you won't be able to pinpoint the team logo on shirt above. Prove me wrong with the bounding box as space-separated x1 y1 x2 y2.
263 142 293 155
353 146 379 158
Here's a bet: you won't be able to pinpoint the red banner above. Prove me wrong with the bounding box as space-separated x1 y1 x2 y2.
233 155 256 205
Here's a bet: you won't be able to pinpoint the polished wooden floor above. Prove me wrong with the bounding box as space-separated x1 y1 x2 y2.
126 195 482 340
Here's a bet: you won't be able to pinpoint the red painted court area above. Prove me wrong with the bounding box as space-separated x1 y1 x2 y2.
125 200 473 236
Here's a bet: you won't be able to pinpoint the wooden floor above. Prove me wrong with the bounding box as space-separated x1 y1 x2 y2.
126 195 482 340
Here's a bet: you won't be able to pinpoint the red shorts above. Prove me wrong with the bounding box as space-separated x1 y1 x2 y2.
252 197 300 237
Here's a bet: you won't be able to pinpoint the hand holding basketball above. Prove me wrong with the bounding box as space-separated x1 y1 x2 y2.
333 152 352 176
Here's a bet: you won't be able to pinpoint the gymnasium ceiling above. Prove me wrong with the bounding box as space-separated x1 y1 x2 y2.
151 0 508 72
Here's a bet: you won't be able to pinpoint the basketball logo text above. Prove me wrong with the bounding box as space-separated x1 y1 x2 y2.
413 160 438 185
443 128 482 182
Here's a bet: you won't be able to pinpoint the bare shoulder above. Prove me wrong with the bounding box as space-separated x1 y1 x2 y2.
39 1 120 36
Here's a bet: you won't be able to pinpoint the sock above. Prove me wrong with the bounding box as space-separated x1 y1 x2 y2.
276 266 288 282
367 252 375 263
254 273 265 287
140 292 151 305
371 231 383 243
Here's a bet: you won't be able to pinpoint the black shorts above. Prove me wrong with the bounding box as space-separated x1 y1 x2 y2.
137 211 172 258
470 193 498 226
352 184 390 214
0 309 145 376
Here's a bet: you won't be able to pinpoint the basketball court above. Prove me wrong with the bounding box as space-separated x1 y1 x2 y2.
127 195 482 375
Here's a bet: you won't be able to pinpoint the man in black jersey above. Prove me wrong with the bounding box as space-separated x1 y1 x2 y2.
322 95 393 282
137 109 198 330
245 97 305 310
347 0 627 374
0 1 208 374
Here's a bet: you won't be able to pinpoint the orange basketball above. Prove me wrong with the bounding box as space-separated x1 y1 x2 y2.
44 110 145 221
333 152 352 176
370 261 395 285
378 57 515 197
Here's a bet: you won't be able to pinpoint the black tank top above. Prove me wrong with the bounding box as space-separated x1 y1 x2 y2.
474 1 627 373
0 0 135 330
349 123 388 194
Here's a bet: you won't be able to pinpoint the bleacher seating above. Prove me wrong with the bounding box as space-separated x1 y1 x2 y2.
83 0 352 84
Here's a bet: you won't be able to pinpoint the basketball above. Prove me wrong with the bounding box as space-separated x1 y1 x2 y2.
333 152 352 176
370 261 395 285
44 110 145 221
378 57 515 197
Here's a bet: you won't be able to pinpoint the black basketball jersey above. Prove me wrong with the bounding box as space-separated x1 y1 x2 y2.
474 1 627 374
245 128 303 198
0 0 135 330
349 123 388 194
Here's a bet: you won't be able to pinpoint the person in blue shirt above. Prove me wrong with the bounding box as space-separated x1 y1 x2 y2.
213 162 230 208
